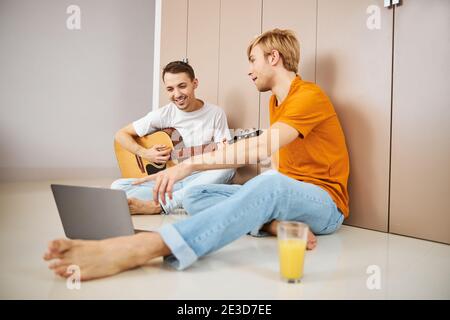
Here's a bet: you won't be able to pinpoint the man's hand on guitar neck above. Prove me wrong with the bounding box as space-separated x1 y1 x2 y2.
139 144 171 164
132 162 194 205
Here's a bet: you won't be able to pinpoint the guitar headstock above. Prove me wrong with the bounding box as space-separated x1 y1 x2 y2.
227 128 263 144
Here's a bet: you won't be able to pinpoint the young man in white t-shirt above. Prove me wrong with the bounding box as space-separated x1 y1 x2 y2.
112 61 235 215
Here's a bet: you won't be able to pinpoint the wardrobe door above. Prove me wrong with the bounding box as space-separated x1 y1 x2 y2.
218 0 262 183
186 0 220 105
159 0 188 105
316 0 393 231
390 0 450 243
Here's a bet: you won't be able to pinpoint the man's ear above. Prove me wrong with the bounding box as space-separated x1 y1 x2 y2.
269 49 281 66
193 78 199 89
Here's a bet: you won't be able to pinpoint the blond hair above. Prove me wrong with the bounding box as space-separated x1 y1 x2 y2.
247 28 300 73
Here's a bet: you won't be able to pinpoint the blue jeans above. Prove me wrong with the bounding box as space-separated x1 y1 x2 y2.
158 170 344 270
110 169 235 213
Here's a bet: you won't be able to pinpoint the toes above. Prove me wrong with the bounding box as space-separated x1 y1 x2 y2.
44 251 64 261
43 251 54 261
44 244 63 260
48 259 60 269
54 265 71 278
307 241 317 250
49 238 73 254
129 197 140 204
50 259 77 278
306 230 317 250
45 239 77 261
129 206 138 214
48 259 68 271
307 237 317 250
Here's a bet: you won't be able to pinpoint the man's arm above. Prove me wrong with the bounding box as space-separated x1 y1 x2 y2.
115 123 146 157
185 121 299 170
132 121 300 204
115 123 171 163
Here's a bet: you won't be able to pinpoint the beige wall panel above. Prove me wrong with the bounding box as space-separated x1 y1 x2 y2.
218 0 262 183
316 0 393 231
390 0 450 243
187 0 220 105
159 0 188 105
259 0 317 131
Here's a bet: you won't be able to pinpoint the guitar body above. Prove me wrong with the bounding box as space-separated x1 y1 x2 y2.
114 131 176 178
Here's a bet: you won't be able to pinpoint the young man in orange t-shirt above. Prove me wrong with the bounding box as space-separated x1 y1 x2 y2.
44 29 350 280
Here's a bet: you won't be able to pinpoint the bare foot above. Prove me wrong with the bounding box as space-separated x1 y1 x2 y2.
261 220 317 250
43 232 170 281
128 198 162 215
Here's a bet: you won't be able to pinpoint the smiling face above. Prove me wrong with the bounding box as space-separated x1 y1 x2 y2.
247 44 275 92
163 72 199 111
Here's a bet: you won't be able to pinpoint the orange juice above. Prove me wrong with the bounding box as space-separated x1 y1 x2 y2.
278 239 307 281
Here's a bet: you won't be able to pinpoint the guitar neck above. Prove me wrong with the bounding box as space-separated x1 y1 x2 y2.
169 129 262 161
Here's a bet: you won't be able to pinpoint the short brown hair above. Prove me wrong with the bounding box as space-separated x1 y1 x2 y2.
247 28 300 73
162 61 196 81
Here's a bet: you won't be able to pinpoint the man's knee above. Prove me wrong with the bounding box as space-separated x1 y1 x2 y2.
251 170 284 189
111 178 133 190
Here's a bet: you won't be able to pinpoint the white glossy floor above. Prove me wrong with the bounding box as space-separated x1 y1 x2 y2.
0 179 449 300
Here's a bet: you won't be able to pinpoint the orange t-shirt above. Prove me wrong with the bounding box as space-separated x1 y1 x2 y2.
270 76 350 217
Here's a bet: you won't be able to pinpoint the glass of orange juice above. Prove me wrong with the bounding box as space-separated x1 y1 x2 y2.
277 221 308 283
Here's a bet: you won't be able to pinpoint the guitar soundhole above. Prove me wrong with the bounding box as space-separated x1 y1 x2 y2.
146 163 166 175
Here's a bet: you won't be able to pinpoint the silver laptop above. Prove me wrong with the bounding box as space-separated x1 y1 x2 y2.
51 184 147 240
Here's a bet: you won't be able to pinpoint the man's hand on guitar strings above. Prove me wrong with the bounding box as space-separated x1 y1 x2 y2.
141 144 172 164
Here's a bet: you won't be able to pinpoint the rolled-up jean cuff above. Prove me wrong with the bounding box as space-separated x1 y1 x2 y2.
157 224 198 270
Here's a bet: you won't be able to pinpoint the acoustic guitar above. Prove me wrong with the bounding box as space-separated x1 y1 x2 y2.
114 128 262 178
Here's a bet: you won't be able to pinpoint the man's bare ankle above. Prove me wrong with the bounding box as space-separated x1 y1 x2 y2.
134 232 171 264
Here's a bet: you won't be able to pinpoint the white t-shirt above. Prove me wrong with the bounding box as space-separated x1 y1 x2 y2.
133 102 231 147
